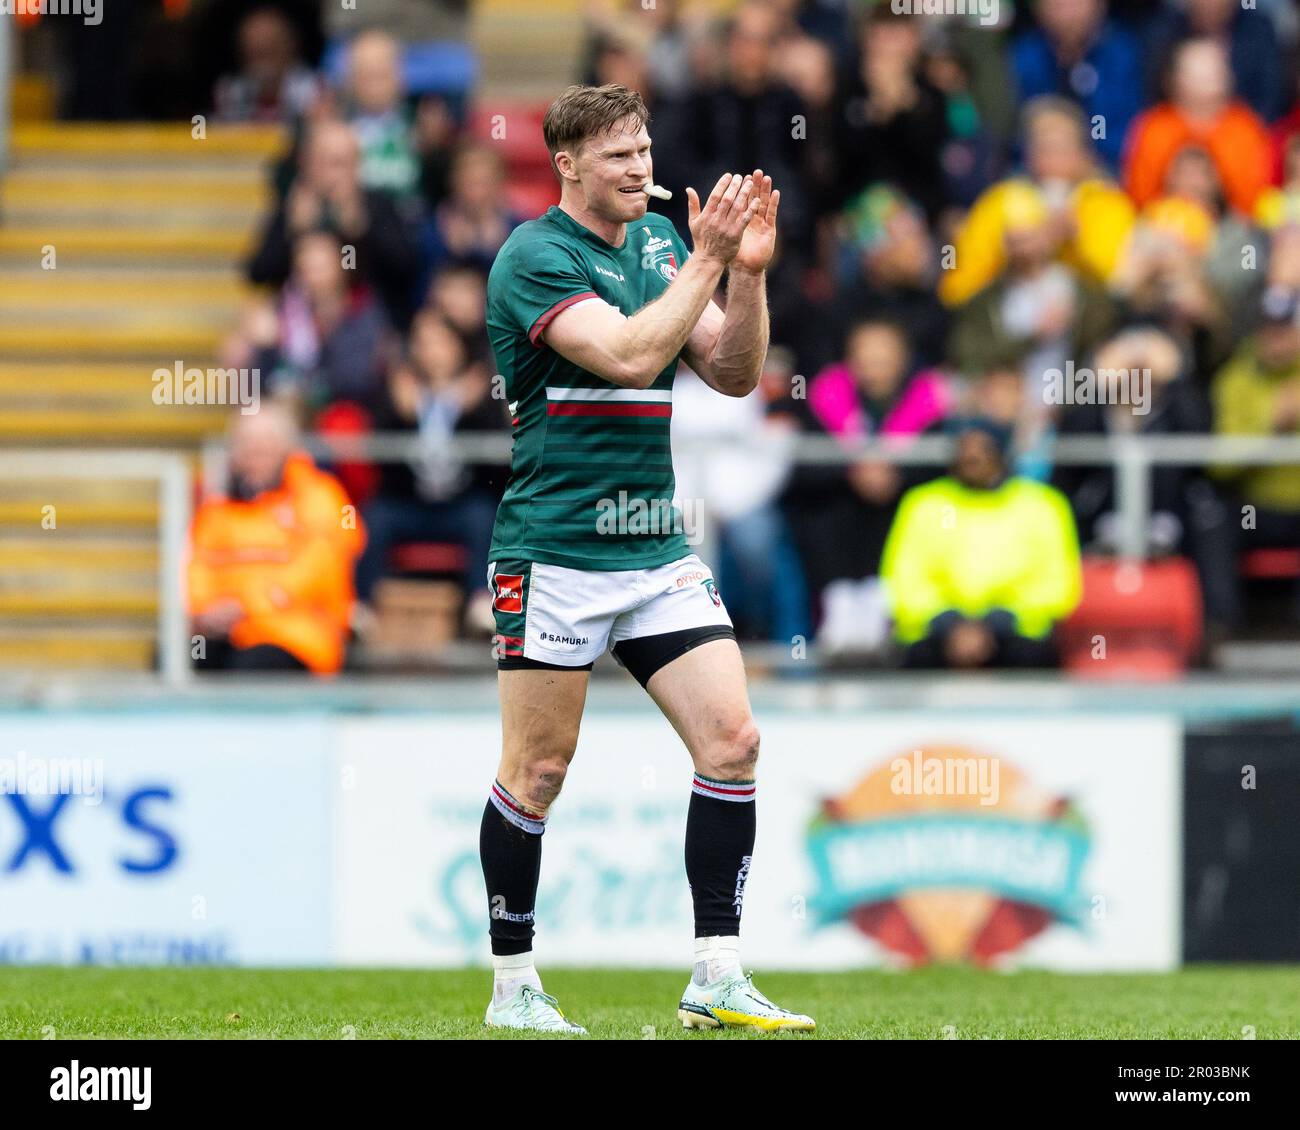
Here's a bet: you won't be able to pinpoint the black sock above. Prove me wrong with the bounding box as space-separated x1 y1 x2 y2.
685 772 756 937
480 780 545 956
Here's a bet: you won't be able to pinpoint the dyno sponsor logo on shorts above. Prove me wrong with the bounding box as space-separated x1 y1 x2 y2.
493 574 524 613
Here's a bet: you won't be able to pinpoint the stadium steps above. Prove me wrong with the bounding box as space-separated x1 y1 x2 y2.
0 122 284 671
471 0 585 100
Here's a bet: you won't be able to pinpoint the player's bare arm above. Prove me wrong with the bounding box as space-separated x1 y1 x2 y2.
543 171 761 387
683 170 779 398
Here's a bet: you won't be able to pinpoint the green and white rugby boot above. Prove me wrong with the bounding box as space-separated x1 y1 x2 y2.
678 970 816 1032
484 984 587 1035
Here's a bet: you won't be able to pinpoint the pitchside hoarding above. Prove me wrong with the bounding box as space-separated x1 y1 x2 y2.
333 714 1181 971
0 716 332 965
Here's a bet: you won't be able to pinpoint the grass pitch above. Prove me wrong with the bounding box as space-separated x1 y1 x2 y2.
1 965 1297 1039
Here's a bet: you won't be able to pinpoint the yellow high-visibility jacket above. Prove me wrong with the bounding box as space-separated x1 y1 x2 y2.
880 476 1083 643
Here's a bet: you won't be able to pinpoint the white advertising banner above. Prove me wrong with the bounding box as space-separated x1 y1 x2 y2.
333 713 1181 971
0 716 332 965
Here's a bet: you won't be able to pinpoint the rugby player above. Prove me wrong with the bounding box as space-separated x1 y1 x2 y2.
479 83 814 1034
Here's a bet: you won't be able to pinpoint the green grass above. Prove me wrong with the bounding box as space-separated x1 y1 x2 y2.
1 965 1297 1039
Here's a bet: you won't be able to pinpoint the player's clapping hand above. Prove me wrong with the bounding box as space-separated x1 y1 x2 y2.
686 172 761 267
732 169 780 274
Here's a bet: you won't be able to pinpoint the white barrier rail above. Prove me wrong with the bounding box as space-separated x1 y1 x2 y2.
205 431 1300 561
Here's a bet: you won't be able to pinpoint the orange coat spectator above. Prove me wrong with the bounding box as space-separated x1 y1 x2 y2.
1123 39 1271 217
189 450 365 675
1124 102 1272 217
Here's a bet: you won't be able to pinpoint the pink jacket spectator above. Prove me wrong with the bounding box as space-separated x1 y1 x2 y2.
808 365 954 443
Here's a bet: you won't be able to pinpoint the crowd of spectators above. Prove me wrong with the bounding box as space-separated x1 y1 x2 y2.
200 0 1300 673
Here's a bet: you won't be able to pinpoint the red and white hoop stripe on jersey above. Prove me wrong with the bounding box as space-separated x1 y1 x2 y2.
691 773 756 803
545 386 673 418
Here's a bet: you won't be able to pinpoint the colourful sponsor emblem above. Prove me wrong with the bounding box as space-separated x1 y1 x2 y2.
805 747 1092 965
493 574 524 613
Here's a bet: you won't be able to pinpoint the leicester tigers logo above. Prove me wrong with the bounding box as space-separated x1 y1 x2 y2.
702 577 721 608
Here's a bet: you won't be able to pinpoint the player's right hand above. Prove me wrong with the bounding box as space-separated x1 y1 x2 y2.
686 173 760 266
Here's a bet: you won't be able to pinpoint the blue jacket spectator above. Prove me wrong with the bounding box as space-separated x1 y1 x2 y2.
1013 2 1143 170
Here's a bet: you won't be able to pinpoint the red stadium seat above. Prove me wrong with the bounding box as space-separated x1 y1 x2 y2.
1239 548 1300 580
390 542 467 577
469 101 558 219
1058 557 1203 679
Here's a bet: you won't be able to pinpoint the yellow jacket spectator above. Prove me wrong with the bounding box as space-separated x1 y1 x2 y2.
940 176 1135 308
880 423 1082 667
1212 290 1300 511
939 98 1135 308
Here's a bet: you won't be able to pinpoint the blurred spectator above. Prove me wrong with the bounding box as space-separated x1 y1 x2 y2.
418 143 526 298
1144 0 1286 124
776 34 840 235
671 355 810 643
880 421 1082 668
822 184 949 372
1054 327 1241 634
1212 288 1300 619
785 320 952 611
580 0 704 100
663 1 812 256
237 231 393 416
949 182 1116 381
810 319 954 446
214 5 320 124
189 406 365 675
922 30 1002 210
343 30 422 199
1124 38 1272 217
835 7 949 221
355 310 508 633
427 261 494 369
941 97 1134 307
1259 136 1300 233
1269 72 1300 187
1156 143 1266 340
248 119 421 330
1012 0 1143 171
1266 222 1300 294
1110 192 1232 377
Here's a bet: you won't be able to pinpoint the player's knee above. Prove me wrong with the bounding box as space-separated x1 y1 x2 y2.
700 719 760 781
518 755 571 814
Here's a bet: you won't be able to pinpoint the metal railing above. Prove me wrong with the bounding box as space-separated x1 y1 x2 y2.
1 432 1289 685
204 430 1300 561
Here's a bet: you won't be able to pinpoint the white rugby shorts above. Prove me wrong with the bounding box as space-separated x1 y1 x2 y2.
487 553 732 666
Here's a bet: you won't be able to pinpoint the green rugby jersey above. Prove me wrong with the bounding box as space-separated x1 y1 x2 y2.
486 204 692 570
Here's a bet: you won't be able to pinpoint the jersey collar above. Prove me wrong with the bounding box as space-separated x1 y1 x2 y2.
545 205 629 251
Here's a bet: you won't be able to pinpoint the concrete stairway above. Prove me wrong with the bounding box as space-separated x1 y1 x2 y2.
0 122 284 671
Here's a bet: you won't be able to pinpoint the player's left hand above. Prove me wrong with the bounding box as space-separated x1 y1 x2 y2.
731 169 779 274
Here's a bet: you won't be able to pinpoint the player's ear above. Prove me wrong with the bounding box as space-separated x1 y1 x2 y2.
553 149 580 184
